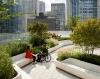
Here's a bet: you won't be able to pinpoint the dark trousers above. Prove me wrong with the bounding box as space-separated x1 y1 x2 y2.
32 55 36 62
36 54 42 62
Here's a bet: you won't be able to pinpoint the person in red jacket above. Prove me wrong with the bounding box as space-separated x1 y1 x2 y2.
25 46 36 62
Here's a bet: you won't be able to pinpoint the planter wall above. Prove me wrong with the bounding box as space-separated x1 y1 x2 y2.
13 64 21 79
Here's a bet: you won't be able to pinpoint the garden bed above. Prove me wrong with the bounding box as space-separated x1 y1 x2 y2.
57 50 100 66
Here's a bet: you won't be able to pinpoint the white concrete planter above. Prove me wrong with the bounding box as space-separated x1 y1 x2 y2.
13 65 22 79
55 58 100 79
13 72 21 79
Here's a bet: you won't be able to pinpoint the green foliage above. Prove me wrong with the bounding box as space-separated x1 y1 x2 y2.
0 1 23 30
27 21 48 36
57 51 82 61
57 50 100 66
27 22 48 47
29 34 46 47
0 50 14 79
0 1 21 20
58 37 70 41
67 16 80 31
71 19 100 54
46 38 58 48
6 41 28 56
46 40 55 48
31 47 41 54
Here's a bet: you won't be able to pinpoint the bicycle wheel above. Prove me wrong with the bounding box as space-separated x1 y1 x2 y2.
45 54 51 62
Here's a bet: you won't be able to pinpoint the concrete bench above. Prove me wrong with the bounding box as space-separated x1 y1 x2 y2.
14 58 32 68
55 58 100 79
12 53 32 68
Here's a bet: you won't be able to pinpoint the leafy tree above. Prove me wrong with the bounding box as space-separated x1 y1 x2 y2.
71 19 100 54
0 1 23 31
67 16 80 31
27 21 48 36
27 21 48 47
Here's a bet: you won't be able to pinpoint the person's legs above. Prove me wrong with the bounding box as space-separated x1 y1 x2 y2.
32 55 36 62
36 54 41 62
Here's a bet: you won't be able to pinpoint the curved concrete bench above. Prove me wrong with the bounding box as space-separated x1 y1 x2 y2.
14 58 32 68
12 53 32 68
55 58 100 79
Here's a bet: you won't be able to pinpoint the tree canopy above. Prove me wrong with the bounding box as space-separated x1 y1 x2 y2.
27 21 48 36
71 19 100 54
67 16 80 31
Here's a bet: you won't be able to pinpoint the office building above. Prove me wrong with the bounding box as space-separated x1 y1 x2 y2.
15 0 39 16
79 0 97 21
97 0 100 18
15 0 39 32
0 0 23 33
39 1 45 14
27 13 56 31
51 3 65 30
66 0 79 17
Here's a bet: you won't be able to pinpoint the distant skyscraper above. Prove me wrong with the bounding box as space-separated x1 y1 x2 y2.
39 1 45 14
51 3 65 30
28 13 56 31
15 0 39 16
66 0 79 17
15 0 39 31
97 0 100 18
79 0 97 21
0 1 23 33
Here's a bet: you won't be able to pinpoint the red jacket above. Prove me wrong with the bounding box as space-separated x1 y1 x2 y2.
25 50 33 59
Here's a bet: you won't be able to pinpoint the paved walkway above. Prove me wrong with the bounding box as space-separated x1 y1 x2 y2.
13 40 100 79
22 45 80 79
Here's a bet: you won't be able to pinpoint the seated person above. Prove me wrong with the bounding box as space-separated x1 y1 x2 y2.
41 44 48 56
25 46 36 62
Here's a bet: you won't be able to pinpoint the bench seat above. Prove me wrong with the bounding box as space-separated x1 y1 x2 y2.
55 58 100 79
14 58 32 68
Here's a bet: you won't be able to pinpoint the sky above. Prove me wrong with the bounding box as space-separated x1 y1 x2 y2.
39 0 66 11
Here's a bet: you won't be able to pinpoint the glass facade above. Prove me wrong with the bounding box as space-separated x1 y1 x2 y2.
79 0 97 20
51 3 65 30
71 0 79 16
0 3 23 33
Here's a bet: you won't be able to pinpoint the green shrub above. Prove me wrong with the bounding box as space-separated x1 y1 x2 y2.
46 38 58 48
57 50 100 66
58 37 70 41
29 34 46 47
0 50 14 79
0 44 8 52
32 47 41 54
7 41 28 56
47 41 55 48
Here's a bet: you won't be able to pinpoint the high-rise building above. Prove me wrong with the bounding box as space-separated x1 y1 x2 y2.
0 0 23 33
66 0 79 17
79 0 97 21
97 0 100 18
27 13 56 31
51 3 65 30
15 0 39 31
15 0 39 16
39 1 45 14
66 0 79 25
